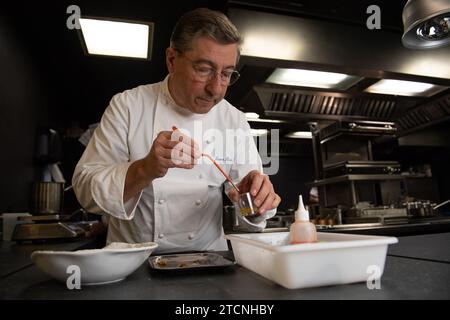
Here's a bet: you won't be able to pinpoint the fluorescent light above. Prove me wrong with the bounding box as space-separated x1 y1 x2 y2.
285 131 312 139
242 31 303 60
79 18 151 59
250 129 269 136
266 68 361 89
365 79 440 96
245 112 260 119
247 118 285 123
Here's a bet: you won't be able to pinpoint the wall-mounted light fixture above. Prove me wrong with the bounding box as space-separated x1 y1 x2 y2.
402 0 450 49
285 131 312 139
247 118 285 124
266 68 362 90
364 79 447 97
244 112 260 119
245 112 285 123
250 129 269 136
78 17 154 59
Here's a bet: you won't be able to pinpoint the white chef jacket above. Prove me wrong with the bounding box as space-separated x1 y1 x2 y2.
72 75 276 254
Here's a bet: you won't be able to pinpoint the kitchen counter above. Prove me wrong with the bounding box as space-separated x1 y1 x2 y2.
0 233 449 300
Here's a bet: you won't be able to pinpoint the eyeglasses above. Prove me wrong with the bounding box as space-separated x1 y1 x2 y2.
177 52 240 86
192 65 240 86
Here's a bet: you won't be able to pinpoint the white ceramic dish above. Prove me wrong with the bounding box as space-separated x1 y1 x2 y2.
226 232 398 289
31 242 158 285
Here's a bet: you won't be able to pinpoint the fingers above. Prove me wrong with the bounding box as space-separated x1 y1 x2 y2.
251 174 270 204
227 188 240 203
273 194 281 208
154 131 200 168
171 142 196 165
258 193 281 214
170 129 201 158
246 172 280 214
169 130 201 166
236 170 258 194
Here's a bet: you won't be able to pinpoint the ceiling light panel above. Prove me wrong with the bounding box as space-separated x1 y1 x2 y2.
247 118 285 123
365 79 447 97
266 68 362 90
79 18 152 59
250 129 269 136
285 131 312 139
245 112 260 119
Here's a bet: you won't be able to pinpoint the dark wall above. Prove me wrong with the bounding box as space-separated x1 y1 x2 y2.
373 123 450 204
0 10 54 211
269 156 315 211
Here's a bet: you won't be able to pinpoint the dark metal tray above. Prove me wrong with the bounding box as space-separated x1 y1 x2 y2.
148 253 235 271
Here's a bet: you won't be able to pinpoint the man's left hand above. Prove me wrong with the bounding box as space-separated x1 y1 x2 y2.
228 170 281 214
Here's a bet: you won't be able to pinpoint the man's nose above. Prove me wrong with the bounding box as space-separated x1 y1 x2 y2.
205 73 223 96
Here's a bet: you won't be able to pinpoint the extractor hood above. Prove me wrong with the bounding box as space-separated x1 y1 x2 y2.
225 4 450 137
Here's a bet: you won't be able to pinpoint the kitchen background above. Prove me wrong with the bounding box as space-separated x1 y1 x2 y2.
1 0 450 217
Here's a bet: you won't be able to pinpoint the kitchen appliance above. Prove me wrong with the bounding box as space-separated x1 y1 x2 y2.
15 127 79 242
319 120 397 142
305 120 450 231
12 220 84 242
308 120 408 225
323 160 401 178
33 182 64 214
404 200 437 217
309 121 404 208
347 202 408 219
11 211 98 243
35 127 63 166
33 127 65 213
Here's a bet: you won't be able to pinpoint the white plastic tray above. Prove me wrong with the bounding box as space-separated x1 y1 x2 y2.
226 232 398 289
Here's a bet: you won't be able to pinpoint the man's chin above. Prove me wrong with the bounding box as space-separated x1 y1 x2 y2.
193 98 217 113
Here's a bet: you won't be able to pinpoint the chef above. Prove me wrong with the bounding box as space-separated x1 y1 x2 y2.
72 8 281 253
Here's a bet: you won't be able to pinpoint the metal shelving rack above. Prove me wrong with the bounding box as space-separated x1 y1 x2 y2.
307 121 403 208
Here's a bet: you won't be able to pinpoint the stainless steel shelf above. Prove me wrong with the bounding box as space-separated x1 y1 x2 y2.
307 174 405 187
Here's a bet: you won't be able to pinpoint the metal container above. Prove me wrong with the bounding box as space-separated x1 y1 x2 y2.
223 205 238 231
33 182 64 214
238 192 259 219
404 200 436 217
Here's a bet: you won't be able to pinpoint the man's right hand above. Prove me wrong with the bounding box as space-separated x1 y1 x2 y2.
124 130 200 203
142 130 201 180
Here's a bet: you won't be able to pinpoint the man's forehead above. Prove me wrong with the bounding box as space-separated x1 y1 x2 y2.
188 36 238 66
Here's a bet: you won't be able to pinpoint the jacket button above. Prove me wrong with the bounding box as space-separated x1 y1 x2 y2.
195 200 202 206
188 234 195 240
158 199 165 204
158 234 164 239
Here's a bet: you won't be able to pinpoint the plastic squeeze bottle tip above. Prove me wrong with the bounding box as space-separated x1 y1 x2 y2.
290 194 317 244
295 195 309 222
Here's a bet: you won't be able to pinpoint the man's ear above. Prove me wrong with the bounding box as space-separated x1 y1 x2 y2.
166 47 176 73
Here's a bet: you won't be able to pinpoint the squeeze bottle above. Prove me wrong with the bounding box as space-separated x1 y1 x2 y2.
289 195 318 244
